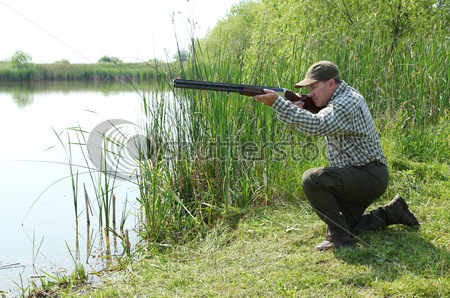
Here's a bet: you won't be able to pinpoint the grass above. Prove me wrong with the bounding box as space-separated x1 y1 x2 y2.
0 61 166 82
53 121 450 297
57 164 450 297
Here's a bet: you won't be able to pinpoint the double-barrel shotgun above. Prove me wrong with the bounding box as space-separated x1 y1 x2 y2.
172 79 322 114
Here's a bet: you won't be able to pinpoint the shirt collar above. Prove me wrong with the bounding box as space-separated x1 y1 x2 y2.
329 81 347 103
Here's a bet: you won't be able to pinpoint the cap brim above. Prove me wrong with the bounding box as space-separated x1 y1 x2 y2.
294 78 318 88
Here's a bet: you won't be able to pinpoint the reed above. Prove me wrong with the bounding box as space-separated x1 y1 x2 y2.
49 123 135 266
136 97 201 243
0 62 163 82
130 0 449 247
133 42 323 245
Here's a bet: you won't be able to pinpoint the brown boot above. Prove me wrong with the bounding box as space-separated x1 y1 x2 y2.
387 195 420 227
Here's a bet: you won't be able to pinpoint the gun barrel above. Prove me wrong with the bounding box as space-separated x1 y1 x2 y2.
173 79 285 94
172 79 322 113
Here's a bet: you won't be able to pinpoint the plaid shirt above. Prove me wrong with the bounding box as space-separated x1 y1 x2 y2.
272 81 387 167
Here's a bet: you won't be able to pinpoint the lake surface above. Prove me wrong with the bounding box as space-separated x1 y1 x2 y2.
0 81 147 295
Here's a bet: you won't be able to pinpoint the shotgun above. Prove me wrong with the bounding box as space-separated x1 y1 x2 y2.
172 79 322 114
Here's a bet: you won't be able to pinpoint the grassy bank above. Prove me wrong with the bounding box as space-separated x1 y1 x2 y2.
51 107 450 297
58 153 450 297
0 62 166 82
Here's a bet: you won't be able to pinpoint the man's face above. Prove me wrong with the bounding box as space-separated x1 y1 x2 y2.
307 80 334 107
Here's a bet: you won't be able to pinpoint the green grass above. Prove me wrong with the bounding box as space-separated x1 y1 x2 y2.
0 61 165 82
57 161 450 297
56 116 450 297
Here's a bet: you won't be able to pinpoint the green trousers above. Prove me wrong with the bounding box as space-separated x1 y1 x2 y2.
302 162 389 238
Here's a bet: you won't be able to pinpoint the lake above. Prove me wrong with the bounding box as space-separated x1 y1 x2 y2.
0 81 148 295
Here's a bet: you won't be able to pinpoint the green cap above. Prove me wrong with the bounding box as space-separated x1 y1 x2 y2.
294 61 340 88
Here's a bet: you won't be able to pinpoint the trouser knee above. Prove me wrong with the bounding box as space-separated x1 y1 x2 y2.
302 167 322 193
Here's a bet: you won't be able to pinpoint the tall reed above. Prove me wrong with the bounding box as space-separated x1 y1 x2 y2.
132 0 449 246
134 40 325 245
0 62 161 82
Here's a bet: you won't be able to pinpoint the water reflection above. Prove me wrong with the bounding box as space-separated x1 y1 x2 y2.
0 80 153 108
12 91 34 108
0 80 150 93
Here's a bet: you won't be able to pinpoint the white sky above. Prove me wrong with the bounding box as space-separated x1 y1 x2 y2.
0 0 242 63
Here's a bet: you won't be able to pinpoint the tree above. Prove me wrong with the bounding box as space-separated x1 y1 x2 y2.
199 0 260 67
173 50 189 62
98 55 123 63
11 51 32 68
55 59 70 64
317 0 445 52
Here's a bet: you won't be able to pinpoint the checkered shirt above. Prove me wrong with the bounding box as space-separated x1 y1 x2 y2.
272 81 387 167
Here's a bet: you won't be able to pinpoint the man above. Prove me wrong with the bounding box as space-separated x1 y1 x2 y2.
254 60 420 251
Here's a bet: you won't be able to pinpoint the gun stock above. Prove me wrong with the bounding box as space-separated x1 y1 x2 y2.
173 79 322 114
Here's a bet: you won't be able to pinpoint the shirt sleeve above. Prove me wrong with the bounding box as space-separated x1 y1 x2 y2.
271 96 357 137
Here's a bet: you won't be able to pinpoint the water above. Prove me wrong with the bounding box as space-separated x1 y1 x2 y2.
0 81 146 296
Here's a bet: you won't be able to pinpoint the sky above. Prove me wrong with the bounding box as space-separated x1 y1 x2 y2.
0 0 242 64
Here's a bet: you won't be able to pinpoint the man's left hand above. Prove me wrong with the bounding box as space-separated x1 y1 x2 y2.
254 89 279 106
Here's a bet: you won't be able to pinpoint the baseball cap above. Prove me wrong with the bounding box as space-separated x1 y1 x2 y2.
294 61 340 88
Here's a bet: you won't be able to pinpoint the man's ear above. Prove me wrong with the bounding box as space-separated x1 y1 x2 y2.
329 79 337 89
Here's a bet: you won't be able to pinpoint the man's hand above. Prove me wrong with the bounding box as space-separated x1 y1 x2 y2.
293 93 305 109
254 89 308 110
253 89 279 106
